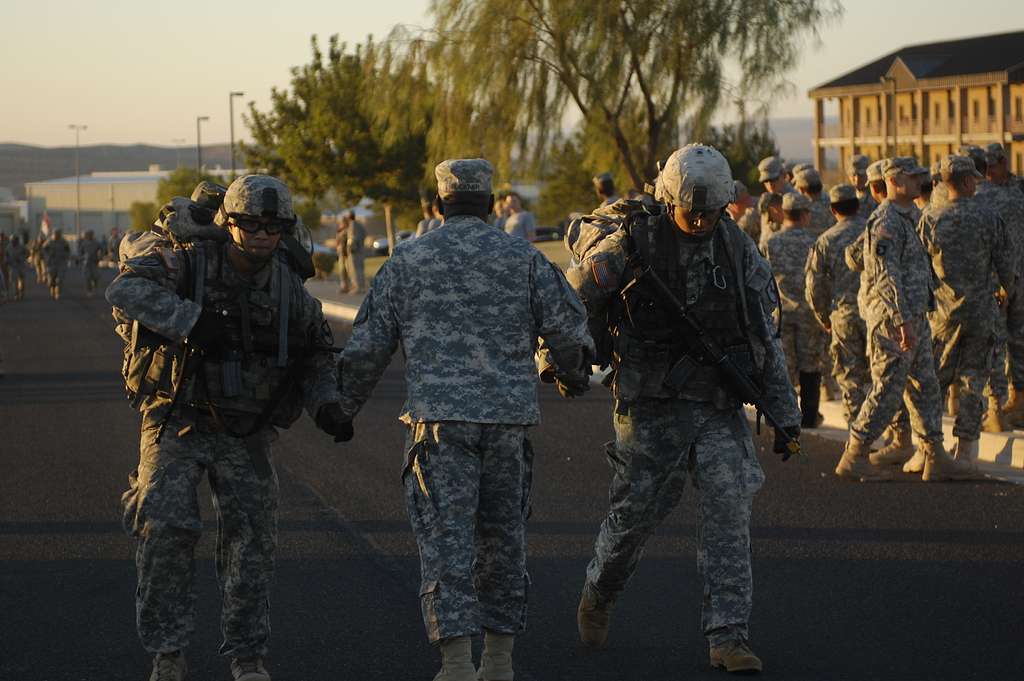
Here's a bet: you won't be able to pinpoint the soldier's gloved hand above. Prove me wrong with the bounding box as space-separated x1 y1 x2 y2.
773 425 801 461
187 307 228 351
555 372 591 399
316 403 354 443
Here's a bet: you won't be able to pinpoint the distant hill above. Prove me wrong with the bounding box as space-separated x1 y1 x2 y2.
0 143 232 198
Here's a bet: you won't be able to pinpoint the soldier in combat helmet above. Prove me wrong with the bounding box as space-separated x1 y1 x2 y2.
567 144 801 674
107 174 348 681
337 158 593 681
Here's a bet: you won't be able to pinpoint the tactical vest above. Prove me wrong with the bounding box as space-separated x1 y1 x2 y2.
121 241 311 431
613 214 756 407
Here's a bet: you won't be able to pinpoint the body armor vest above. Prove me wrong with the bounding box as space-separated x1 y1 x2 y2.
613 215 754 406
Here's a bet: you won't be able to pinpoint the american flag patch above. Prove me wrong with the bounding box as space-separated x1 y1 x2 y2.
592 258 613 289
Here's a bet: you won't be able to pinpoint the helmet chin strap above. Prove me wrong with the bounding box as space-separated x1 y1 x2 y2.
229 238 273 266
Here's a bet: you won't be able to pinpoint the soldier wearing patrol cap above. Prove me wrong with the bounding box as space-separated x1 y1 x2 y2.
337 158 593 681
593 171 621 209
848 154 878 220
805 184 871 422
728 179 760 244
837 157 978 482
757 191 784 252
795 166 835 237
764 191 827 427
918 155 1016 464
107 174 345 681
757 155 794 196
568 143 800 674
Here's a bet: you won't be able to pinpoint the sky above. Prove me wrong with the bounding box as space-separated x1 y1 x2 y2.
2 0 1023 148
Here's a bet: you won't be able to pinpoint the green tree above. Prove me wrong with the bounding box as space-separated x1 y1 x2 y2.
535 131 599 225
704 118 780 194
407 0 839 188
128 201 158 232
156 167 219 206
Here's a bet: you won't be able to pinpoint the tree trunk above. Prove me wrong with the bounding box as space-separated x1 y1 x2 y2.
384 203 396 256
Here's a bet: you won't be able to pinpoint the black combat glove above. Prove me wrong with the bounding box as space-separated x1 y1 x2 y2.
555 371 591 398
316 403 354 443
773 425 801 461
187 307 228 351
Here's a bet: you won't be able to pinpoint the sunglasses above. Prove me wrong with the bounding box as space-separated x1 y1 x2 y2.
227 214 293 235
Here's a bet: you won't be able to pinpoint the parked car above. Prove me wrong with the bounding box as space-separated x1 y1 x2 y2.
371 231 414 256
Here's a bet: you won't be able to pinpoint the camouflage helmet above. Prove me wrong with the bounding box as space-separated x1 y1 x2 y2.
655 143 734 212
221 175 296 223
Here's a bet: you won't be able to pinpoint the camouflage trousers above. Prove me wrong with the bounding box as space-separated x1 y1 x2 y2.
780 311 828 386
403 421 532 643
586 399 764 646
1004 279 1024 391
84 261 100 292
850 316 944 445
121 410 279 657
829 309 870 422
46 263 66 288
984 306 1011 403
932 322 994 441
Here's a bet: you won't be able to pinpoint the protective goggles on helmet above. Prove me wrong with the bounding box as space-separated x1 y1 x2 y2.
226 213 295 235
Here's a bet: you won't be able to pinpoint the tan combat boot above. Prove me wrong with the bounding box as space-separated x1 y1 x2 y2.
921 441 979 482
710 639 763 673
902 445 927 473
982 396 1007 433
1003 389 1024 429
478 630 514 681
869 426 914 466
150 651 187 681
230 656 270 681
953 438 979 463
835 437 891 481
434 636 476 681
577 582 614 648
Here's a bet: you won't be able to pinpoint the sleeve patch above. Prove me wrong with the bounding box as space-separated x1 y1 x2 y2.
591 258 614 290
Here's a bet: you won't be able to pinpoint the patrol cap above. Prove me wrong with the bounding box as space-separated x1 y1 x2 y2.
795 167 822 188
866 160 886 183
792 163 813 178
732 180 749 200
783 160 797 176
655 143 734 211
781 192 811 212
222 175 295 221
880 156 922 178
435 158 493 200
986 143 1007 164
847 154 870 175
758 156 784 182
958 145 986 163
908 163 930 177
940 154 983 181
828 183 858 203
758 191 782 214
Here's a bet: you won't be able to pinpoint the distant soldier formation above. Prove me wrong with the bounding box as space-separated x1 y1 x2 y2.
0 227 123 302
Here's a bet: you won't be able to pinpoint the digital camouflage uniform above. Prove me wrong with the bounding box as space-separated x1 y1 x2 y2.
849 188 944 446
107 182 339 659
567 146 799 647
736 206 760 245
79 235 104 293
4 239 27 299
806 196 869 422
919 180 1015 441
41 234 71 292
338 159 593 644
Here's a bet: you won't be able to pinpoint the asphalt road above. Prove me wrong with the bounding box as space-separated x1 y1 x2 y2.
2 268 1024 681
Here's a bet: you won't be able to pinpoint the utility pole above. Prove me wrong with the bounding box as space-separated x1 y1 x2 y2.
171 138 186 168
196 116 209 172
229 91 245 180
68 124 87 243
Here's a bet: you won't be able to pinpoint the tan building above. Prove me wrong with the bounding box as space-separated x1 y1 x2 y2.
809 31 1024 182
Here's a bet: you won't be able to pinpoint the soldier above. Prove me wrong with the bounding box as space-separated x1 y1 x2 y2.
29 234 46 283
78 229 104 296
335 215 352 293
837 157 976 482
757 191 783 253
764 192 826 427
593 172 621 209
795 167 835 237
757 155 794 196
345 210 367 294
919 155 1016 462
848 154 877 220
568 144 800 674
4 235 28 300
41 229 71 300
337 159 593 681
107 175 346 681
805 184 869 422
911 165 933 214
728 180 760 244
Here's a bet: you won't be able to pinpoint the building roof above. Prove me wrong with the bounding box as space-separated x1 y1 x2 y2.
811 30 1024 93
27 171 169 187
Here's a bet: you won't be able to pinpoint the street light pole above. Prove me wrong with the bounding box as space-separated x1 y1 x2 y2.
68 124 87 242
171 138 186 168
229 91 245 179
196 116 209 173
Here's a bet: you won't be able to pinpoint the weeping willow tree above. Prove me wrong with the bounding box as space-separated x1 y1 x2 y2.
403 0 840 189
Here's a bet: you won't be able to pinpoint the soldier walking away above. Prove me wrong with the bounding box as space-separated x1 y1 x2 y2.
4 235 28 300
345 210 367 293
764 192 826 428
78 229 104 296
29 234 46 283
919 155 1016 464
106 174 346 681
337 159 593 681
566 144 800 674
41 230 71 300
805 184 870 423
593 172 621 209
837 157 977 482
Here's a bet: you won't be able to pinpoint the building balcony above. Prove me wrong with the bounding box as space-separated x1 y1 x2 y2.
1007 115 1024 135
962 116 999 134
855 122 882 137
923 118 957 135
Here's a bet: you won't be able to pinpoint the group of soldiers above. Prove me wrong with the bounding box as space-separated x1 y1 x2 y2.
0 228 115 301
731 144 1024 481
